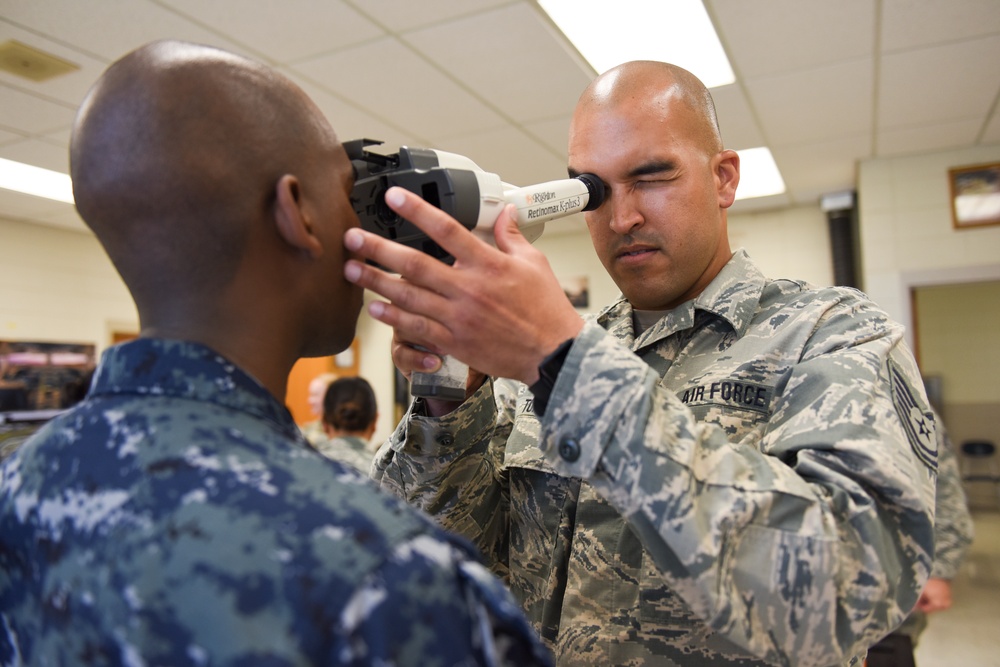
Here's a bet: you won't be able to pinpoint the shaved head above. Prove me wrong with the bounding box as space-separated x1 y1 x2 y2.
577 60 723 155
70 40 338 302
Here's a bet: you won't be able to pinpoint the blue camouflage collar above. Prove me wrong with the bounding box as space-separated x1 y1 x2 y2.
90 338 300 435
597 249 766 344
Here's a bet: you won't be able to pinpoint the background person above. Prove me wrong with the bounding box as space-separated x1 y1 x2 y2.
866 418 974 667
343 60 936 666
300 371 339 444
315 376 379 472
0 40 552 667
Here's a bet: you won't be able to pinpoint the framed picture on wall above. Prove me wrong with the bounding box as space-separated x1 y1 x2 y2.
948 162 1000 229
559 275 590 309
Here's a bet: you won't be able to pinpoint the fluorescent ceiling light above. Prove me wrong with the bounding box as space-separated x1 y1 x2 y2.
734 147 785 200
538 0 735 88
0 157 74 204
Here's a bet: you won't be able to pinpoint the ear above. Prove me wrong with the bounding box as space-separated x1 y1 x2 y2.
714 149 740 209
274 174 323 259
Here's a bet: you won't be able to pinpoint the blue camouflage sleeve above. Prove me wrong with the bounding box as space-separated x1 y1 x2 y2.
336 533 552 666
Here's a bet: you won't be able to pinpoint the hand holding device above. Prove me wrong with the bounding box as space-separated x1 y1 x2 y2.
346 139 603 400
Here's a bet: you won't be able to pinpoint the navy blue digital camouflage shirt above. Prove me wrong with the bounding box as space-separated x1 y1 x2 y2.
0 338 552 666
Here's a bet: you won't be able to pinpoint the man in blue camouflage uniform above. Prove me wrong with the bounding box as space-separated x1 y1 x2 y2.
0 40 552 667
342 61 937 666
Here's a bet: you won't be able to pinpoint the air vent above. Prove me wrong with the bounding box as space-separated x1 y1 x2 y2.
0 40 79 82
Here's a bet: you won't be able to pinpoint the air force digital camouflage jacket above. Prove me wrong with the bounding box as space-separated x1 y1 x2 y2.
372 250 937 667
314 434 376 475
0 338 553 667
894 422 973 640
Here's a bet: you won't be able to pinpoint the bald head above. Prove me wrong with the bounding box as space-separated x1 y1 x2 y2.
70 40 339 301
576 61 723 154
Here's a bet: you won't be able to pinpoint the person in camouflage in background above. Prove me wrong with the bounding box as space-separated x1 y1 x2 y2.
0 40 552 667
341 61 938 666
866 417 974 667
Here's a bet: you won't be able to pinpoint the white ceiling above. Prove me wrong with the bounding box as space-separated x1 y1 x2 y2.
1 0 999 237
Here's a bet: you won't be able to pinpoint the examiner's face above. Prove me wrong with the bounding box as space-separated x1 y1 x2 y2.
568 93 731 311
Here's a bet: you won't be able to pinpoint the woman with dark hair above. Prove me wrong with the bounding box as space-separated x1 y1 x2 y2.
317 376 378 472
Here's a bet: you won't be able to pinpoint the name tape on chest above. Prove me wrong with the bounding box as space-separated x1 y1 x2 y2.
678 380 773 414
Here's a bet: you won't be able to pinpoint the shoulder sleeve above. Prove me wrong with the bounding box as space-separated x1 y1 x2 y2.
370 377 520 572
335 533 553 666
931 426 974 579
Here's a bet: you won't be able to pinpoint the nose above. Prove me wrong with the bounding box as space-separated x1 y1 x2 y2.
606 187 643 235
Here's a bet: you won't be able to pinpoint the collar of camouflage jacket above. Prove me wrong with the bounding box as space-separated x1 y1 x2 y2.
90 338 300 437
596 249 766 349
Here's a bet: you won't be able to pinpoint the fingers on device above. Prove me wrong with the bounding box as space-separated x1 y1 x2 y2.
346 138 605 400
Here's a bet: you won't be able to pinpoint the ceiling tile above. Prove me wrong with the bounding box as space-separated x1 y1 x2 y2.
348 0 511 33
982 111 1000 144
283 71 412 149
0 137 70 173
0 1 248 62
745 60 873 146
0 128 27 145
41 127 72 144
878 35 1000 128
522 115 572 160
877 118 983 156
0 84 77 134
771 133 871 201
0 0 997 239
429 125 567 190
881 0 1000 52
403 3 593 123
158 0 384 64
291 37 506 142
710 84 766 150
0 23 110 107
710 0 874 78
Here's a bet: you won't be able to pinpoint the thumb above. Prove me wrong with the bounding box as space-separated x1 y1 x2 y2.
493 204 530 254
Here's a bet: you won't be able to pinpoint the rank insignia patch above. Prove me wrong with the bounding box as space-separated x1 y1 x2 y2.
889 360 937 471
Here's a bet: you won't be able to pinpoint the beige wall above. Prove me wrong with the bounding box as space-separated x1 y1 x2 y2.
728 204 833 287
0 217 136 348
915 281 1000 405
858 144 1000 346
858 145 1000 501
913 281 1000 499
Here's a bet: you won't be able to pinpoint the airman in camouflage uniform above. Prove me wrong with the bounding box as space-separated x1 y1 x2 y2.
867 419 974 664
921 426 974 601
313 377 378 473
0 40 552 667
315 434 376 473
342 61 937 666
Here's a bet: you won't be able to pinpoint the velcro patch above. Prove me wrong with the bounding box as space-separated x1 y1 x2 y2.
678 379 773 414
889 360 937 471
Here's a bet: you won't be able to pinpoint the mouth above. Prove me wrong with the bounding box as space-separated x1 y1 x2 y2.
616 245 658 261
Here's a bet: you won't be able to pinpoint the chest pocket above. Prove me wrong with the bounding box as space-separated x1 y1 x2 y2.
505 394 558 473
